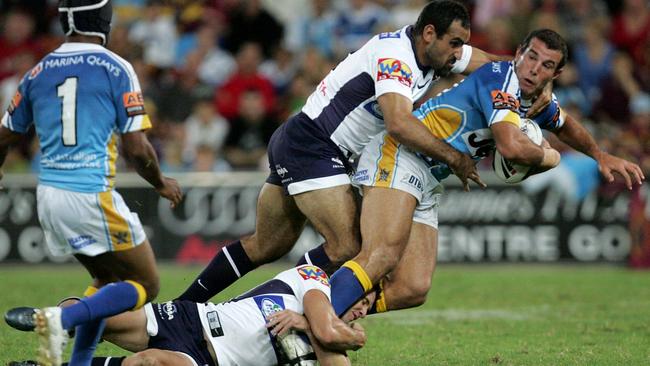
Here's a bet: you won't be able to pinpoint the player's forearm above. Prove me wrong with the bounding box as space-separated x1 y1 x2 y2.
463 47 510 74
554 114 602 160
387 114 464 167
307 331 351 366
316 320 366 352
123 142 165 189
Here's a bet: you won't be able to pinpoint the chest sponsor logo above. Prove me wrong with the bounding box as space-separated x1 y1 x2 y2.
377 58 413 87
297 265 330 287
491 90 519 111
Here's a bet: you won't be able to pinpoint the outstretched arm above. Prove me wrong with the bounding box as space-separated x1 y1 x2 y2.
554 114 645 189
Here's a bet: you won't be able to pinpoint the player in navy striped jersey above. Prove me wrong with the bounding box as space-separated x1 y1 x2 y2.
0 1 182 365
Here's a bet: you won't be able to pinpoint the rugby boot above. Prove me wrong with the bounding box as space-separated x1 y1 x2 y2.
34 307 68 366
4 306 37 331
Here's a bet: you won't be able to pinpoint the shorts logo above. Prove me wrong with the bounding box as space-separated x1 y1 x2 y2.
122 92 146 117
66 235 97 249
331 157 344 169
28 62 43 80
160 301 177 320
7 91 22 115
378 168 391 182
377 58 413 87
491 90 519 111
297 265 330 287
401 174 423 192
113 231 130 244
275 164 288 178
354 169 369 182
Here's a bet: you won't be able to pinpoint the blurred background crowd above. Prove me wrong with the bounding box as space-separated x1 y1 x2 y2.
0 0 648 198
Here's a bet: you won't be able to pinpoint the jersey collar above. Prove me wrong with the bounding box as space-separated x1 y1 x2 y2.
406 25 432 74
56 42 106 53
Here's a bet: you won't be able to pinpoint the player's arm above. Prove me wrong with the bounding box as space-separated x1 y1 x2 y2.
303 289 366 352
461 46 511 75
120 131 182 207
378 92 485 191
0 125 24 180
553 113 644 189
307 331 351 366
491 121 560 170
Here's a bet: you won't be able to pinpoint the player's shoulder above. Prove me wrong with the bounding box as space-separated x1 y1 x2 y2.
276 265 331 290
368 26 415 58
470 60 514 89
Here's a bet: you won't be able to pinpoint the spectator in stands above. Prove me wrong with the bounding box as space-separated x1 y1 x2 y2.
193 143 232 172
0 10 41 81
215 42 276 120
389 0 428 28
224 89 277 170
0 52 35 111
574 18 616 106
223 0 284 58
182 98 230 166
128 1 178 69
285 0 338 60
260 47 298 94
335 0 389 55
186 23 236 87
554 62 591 117
559 0 608 45
610 0 650 64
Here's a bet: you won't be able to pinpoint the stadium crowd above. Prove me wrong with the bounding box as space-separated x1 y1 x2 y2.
0 0 648 191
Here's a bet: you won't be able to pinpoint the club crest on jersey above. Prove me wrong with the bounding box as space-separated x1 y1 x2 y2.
122 92 146 117
28 62 43 80
297 266 330 287
254 295 286 319
7 91 22 115
377 58 413 87
491 90 519 111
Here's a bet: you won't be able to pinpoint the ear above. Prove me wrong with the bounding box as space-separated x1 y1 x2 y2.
422 24 436 43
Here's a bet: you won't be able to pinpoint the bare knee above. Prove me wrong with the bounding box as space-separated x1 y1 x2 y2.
388 278 432 310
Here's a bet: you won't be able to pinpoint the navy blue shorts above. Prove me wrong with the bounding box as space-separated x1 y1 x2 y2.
267 112 354 195
145 300 215 366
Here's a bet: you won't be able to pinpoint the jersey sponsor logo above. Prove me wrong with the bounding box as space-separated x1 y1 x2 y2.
28 62 43 80
377 58 413 87
491 90 519 111
297 265 330 287
7 91 22 115
461 128 494 159
378 30 402 39
255 295 286 319
66 235 97 249
122 92 146 117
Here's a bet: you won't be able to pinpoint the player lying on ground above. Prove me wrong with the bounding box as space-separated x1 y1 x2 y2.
6 265 373 366
328 28 646 317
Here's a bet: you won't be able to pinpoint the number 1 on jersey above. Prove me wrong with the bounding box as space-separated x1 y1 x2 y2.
57 77 78 146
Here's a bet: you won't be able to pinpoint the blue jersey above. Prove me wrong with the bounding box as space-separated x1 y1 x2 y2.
414 61 565 165
1 42 152 192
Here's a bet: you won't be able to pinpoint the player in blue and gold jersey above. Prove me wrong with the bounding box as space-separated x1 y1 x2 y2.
330 29 645 317
0 1 182 365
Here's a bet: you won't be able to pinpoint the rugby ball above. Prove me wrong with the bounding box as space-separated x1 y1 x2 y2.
492 119 543 184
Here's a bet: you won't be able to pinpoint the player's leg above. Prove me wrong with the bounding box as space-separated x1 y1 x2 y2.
292 183 361 274
330 186 417 316
122 349 196 366
374 221 438 312
176 182 306 302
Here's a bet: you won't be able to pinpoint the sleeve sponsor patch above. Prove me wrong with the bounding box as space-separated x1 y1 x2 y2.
491 90 519 111
297 265 330 287
122 91 146 117
376 58 413 87
7 91 22 115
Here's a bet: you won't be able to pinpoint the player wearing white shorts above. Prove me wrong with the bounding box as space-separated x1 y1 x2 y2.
7 266 373 366
329 29 644 317
0 1 182 365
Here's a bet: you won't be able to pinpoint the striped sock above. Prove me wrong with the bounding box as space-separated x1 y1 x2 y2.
330 260 374 317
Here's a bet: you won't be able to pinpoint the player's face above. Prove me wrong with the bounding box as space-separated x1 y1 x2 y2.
341 291 377 322
514 37 563 98
424 20 469 77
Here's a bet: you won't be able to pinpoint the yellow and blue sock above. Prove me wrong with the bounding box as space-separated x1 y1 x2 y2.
330 260 374 317
368 279 387 314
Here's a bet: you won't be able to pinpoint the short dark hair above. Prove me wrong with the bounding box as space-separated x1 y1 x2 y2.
414 0 470 39
520 29 569 70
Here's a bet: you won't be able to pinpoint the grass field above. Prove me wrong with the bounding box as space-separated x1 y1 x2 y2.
1 263 649 365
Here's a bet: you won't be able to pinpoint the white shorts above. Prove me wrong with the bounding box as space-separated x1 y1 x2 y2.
37 184 146 257
352 131 443 229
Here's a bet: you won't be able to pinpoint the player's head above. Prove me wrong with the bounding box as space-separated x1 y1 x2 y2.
58 0 113 46
340 291 377 323
414 0 470 77
515 29 568 98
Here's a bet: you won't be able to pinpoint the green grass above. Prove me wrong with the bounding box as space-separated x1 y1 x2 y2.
1 263 649 365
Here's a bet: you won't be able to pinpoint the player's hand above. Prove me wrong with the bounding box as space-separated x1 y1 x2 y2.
348 322 367 350
596 152 645 190
448 152 486 191
266 310 310 337
526 82 552 118
156 177 182 208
